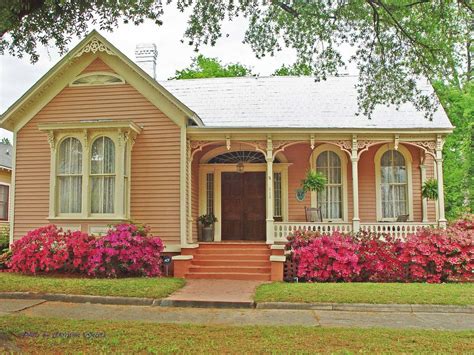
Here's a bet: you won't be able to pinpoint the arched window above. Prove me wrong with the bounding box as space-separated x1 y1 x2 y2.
316 151 342 219
58 137 83 213
380 150 408 219
90 136 115 214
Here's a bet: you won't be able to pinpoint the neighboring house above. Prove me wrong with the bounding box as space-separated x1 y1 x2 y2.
0 142 12 231
0 31 452 280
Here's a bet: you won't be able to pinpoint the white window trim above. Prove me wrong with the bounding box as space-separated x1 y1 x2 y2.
309 144 349 222
39 121 141 221
69 71 125 87
0 182 10 222
374 143 414 222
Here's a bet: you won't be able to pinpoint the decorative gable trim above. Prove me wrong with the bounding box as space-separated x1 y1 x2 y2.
74 38 116 57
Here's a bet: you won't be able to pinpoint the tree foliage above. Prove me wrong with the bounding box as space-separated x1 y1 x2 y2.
436 82 474 219
172 55 253 79
1 1 471 116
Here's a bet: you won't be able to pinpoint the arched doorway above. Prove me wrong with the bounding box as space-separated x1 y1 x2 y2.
199 147 288 242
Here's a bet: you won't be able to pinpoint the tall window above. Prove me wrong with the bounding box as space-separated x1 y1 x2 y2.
316 151 342 219
274 172 282 218
0 185 9 220
58 137 82 213
90 136 115 214
206 173 214 215
381 150 408 219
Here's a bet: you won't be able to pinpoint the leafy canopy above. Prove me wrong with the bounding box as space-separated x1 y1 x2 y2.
173 55 253 79
1 1 471 117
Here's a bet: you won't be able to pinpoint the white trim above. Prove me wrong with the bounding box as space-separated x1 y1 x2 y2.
9 131 16 245
309 144 349 222
172 255 193 261
69 71 125 86
270 255 286 262
374 143 414 221
179 126 187 247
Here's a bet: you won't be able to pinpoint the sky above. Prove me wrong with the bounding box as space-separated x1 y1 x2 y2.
0 6 310 142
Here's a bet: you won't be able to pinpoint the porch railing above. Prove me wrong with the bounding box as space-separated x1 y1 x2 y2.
273 221 434 242
359 222 434 239
273 222 353 242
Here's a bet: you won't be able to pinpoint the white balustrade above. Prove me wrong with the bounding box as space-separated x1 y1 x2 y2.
274 222 434 242
273 222 352 242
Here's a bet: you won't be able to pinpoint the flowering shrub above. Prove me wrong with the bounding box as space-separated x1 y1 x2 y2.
293 232 360 282
86 224 163 277
8 225 81 274
287 218 473 283
356 232 405 282
7 223 164 277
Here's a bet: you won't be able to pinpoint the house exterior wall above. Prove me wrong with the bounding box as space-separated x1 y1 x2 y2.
13 59 182 244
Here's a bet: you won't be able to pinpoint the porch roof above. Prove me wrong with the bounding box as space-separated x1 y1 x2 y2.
161 76 453 130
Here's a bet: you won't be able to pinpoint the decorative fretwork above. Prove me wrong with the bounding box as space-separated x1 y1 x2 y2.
75 38 115 57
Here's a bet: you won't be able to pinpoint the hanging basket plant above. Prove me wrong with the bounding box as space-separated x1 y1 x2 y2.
422 178 438 200
301 170 327 193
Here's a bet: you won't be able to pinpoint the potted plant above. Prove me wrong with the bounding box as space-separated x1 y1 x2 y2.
422 178 438 200
198 214 217 242
301 170 327 193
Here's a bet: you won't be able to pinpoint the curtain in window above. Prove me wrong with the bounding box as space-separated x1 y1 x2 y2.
91 137 115 214
381 150 407 219
58 137 82 213
0 185 9 220
316 151 342 219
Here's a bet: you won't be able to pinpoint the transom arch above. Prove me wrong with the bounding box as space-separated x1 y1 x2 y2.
200 145 287 164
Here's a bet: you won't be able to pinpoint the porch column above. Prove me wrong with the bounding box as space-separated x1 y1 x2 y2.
266 138 274 244
351 136 360 232
419 162 428 223
187 141 194 243
435 136 447 228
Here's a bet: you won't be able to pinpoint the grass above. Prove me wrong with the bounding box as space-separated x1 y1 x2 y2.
1 315 473 353
0 273 185 299
255 282 474 305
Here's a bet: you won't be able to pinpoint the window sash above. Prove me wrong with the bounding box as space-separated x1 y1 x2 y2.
274 172 282 218
316 151 342 220
58 138 83 214
0 185 8 220
206 173 214 215
380 150 408 219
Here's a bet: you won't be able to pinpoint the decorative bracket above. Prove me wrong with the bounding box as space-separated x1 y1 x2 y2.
394 134 400 151
226 135 231 151
310 135 315 150
75 38 116 57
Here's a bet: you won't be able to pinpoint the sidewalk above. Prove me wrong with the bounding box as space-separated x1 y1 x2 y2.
1 298 473 330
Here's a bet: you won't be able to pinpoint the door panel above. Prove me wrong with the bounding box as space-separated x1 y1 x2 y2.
221 172 266 241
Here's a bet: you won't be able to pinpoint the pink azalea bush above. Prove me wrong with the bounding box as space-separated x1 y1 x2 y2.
7 223 164 277
287 217 473 283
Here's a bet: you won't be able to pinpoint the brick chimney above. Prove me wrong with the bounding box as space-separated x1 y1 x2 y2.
135 43 158 80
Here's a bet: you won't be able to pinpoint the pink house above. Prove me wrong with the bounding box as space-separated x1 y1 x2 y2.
0 31 453 280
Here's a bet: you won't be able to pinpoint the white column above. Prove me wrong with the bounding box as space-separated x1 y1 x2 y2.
351 136 360 232
187 141 194 244
266 138 274 244
419 163 428 222
436 136 447 228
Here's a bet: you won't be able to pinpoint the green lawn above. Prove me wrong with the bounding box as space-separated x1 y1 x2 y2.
255 282 474 305
1 315 472 353
0 273 185 299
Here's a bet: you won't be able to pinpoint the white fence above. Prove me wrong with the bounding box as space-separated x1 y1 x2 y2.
274 222 434 242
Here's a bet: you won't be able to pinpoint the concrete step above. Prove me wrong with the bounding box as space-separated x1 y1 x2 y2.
185 272 271 281
196 248 270 255
193 254 270 261
192 260 270 267
189 266 271 273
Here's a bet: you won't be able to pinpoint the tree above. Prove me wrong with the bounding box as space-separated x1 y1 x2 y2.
172 55 253 79
435 82 474 219
0 137 11 145
1 1 471 117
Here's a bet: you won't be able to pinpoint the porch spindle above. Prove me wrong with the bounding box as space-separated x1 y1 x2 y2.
266 138 274 244
435 136 447 228
351 136 360 231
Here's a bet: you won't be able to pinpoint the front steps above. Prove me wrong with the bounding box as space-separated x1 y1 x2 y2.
184 243 272 281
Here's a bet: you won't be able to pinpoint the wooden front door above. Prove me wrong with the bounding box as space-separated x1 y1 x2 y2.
221 172 266 241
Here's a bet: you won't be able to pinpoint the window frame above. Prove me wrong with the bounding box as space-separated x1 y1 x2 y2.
310 144 348 222
56 136 83 217
39 121 141 221
0 183 9 221
374 144 413 222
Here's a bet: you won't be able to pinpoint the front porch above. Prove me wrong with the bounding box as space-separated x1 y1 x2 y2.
185 131 448 246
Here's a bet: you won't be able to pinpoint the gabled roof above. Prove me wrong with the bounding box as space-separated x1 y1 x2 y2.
0 30 202 132
162 76 453 130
